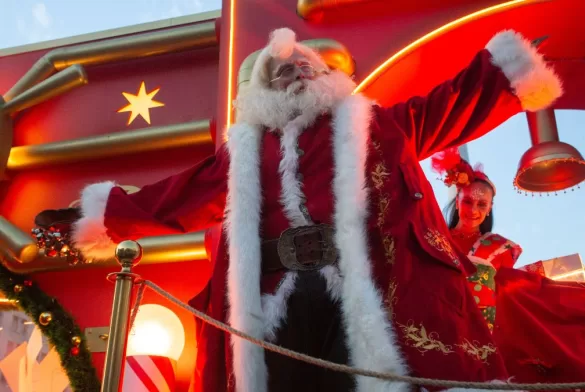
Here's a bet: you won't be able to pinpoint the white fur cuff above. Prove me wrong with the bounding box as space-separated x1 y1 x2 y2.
71 181 117 261
486 30 563 112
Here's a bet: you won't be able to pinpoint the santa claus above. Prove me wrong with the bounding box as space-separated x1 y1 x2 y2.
34 28 562 392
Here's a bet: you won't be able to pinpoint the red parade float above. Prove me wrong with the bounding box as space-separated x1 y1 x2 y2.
0 0 584 390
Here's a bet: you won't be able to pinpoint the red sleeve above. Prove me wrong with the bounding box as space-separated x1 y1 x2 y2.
492 247 521 270
71 144 229 260
378 31 562 161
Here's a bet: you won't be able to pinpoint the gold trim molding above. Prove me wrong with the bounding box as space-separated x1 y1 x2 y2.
7 119 212 171
237 38 355 89
297 0 371 20
0 10 221 57
0 216 208 273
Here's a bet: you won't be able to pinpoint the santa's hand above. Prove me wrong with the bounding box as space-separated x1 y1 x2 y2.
32 208 84 265
34 207 81 229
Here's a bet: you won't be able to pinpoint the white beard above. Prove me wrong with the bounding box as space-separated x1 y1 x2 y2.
234 70 357 131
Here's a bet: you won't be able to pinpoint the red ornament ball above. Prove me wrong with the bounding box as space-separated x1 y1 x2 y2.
70 347 80 356
24 280 33 287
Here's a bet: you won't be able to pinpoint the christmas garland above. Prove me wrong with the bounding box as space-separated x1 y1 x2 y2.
0 262 101 392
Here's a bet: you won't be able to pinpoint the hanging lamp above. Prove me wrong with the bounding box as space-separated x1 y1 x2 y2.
514 108 585 194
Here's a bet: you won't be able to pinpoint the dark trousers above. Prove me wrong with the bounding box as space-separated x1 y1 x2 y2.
265 271 355 392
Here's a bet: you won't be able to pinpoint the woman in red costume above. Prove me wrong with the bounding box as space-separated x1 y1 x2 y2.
431 148 521 332
433 148 585 386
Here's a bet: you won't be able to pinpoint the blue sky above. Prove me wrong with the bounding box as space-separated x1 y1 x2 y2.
1 0 583 268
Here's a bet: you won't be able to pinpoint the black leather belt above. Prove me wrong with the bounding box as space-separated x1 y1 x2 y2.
261 224 338 274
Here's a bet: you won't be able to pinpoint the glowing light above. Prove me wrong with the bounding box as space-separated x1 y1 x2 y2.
118 81 165 125
225 0 236 128
353 0 538 94
127 304 185 361
550 269 585 281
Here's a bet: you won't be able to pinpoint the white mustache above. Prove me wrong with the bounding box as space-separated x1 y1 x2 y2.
286 80 306 95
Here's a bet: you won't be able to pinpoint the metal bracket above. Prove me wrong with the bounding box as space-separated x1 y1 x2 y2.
84 326 110 353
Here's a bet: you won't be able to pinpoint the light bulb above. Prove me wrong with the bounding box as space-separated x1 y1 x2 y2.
126 304 185 361
129 321 172 357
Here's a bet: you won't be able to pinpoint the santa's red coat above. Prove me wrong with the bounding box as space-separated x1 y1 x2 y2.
70 31 563 392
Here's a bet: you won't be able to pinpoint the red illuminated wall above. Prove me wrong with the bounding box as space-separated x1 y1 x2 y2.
0 19 220 391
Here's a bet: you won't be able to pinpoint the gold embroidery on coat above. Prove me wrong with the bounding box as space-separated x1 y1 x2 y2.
456 339 497 363
378 195 390 227
398 320 453 355
424 228 459 264
372 163 390 190
385 279 398 318
371 139 398 312
382 236 396 265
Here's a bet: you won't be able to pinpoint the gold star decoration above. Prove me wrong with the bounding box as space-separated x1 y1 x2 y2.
117 81 165 125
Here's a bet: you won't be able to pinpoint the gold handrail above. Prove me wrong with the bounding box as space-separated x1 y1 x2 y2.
2 65 88 115
4 21 218 102
0 216 208 273
7 119 212 171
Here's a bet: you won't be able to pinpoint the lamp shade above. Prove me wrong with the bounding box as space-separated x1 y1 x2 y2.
515 109 585 193
127 304 186 361
515 141 585 192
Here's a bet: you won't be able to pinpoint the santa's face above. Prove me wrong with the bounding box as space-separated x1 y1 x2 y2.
234 49 356 130
456 181 493 231
268 51 319 93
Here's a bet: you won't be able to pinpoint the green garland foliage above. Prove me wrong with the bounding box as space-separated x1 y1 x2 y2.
0 263 101 392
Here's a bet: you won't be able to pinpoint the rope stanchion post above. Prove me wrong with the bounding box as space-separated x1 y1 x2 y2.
101 240 143 392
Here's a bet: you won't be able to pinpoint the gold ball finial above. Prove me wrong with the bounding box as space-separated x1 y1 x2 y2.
115 240 142 268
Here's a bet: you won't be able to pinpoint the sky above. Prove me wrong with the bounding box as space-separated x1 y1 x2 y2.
0 0 583 268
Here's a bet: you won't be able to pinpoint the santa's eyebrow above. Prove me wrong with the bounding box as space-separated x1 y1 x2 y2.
274 63 293 76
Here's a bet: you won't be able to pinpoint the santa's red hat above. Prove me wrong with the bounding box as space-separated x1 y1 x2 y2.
249 28 330 88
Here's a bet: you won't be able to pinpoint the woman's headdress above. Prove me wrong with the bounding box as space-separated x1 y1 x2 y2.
431 147 496 195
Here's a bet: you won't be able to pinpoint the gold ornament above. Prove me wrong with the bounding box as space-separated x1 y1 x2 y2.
71 336 81 346
13 284 23 293
39 312 53 326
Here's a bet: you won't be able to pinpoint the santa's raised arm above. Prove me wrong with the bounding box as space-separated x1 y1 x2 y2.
34 28 561 392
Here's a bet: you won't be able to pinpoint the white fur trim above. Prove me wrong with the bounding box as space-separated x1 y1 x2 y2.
319 265 343 302
279 119 312 227
261 272 298 342
71 181 117 261
331 94 409 392
224 123 267 392
486 30 563 112
268 28 297 59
